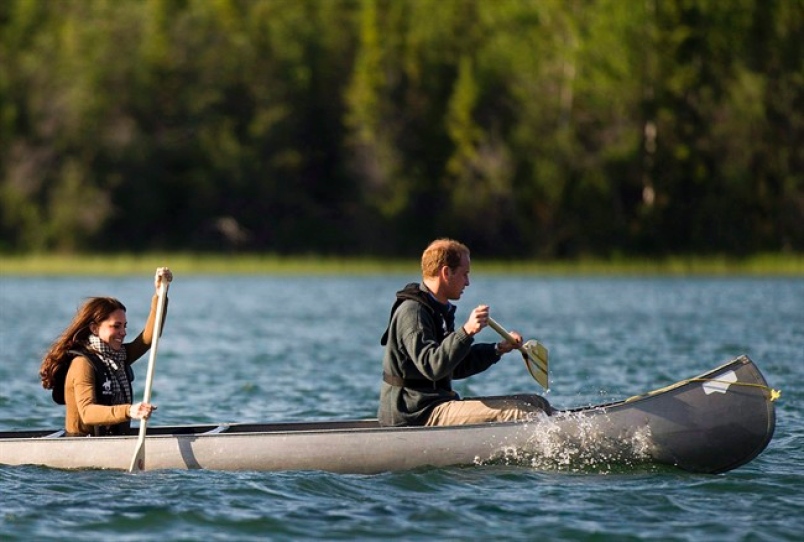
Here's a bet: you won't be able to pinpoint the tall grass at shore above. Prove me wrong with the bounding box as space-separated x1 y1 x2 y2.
1 253 802 276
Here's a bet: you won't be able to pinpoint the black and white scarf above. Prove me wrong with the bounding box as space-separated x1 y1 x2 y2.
87 334 132 405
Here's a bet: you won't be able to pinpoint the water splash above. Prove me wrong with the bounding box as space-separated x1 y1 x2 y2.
475 409 654 473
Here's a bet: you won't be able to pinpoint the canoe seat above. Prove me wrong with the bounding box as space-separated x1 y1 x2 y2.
43 430 66 438
203 424 230 434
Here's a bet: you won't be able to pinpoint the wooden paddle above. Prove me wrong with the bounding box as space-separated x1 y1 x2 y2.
487 317 549 391
128 275 169 473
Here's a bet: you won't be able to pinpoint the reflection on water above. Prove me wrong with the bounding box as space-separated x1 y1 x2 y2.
1 275 801 424
0 275 802 540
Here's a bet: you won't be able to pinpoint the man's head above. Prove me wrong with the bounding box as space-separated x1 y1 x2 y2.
421 238 471 302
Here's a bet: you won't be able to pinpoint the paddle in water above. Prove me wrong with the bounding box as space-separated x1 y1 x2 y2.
128 274 170 473
487 317 549 390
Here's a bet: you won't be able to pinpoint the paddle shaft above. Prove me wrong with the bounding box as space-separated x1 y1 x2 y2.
487 316 549 390
128 279 169 473
487 317 518 346
488 317 541 363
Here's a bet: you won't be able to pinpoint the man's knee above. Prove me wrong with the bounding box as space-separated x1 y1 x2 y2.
508 394 553 415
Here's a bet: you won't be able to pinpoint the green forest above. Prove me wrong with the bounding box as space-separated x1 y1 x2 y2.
1 0 802 259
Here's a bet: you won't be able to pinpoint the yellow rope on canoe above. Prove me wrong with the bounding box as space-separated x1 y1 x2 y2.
625 378 781 403
687 378 782 402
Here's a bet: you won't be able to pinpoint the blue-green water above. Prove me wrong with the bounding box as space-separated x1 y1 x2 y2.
1 275 802 541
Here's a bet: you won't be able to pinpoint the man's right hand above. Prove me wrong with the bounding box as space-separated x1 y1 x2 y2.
463 304 490 336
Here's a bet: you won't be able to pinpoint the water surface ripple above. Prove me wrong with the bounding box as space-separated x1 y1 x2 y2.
1 275 802 540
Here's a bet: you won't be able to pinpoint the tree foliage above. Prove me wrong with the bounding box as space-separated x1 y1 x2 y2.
1 0 801 257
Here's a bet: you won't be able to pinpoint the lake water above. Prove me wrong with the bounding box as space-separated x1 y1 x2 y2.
1 274 802 541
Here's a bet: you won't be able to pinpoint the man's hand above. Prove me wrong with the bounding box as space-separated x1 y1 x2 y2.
495 331 523 354
463 305 490 336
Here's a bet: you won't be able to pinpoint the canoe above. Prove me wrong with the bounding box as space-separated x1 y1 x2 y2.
0 355 777 474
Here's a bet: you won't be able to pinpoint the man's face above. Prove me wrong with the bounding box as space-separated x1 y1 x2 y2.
444 253 471 301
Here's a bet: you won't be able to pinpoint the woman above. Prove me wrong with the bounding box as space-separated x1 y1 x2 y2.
39 267 173 436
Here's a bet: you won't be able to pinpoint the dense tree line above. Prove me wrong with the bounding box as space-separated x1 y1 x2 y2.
1 0 802 258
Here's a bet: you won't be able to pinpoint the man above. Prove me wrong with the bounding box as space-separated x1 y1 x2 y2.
378 238 551 426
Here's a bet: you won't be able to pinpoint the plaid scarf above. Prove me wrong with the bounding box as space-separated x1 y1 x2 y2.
87 334 132 405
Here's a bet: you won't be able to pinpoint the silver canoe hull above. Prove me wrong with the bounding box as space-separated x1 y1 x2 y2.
0 356 776 474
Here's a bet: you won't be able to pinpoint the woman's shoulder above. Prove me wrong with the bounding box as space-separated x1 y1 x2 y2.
64 349 107 379
66 354 94 372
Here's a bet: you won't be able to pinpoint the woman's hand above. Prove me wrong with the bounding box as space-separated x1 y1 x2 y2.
128 402 157 420
154 267 173 290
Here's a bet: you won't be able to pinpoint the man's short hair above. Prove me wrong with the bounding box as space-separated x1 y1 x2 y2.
421 238 470 277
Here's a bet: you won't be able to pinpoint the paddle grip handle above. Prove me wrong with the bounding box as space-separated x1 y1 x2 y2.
141 280 169 404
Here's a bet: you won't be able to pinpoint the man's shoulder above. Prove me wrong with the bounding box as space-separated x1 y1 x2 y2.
396 296 429 312
395 282 425 300
394 297 436 327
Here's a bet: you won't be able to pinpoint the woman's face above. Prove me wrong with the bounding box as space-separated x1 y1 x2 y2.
91 309 128 350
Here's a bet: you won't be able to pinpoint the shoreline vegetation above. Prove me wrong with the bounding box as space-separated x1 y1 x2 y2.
1 253 802 277
3 2 802 259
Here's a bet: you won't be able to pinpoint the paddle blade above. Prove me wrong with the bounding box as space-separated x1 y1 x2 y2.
128 438 145 472
521 340 549 390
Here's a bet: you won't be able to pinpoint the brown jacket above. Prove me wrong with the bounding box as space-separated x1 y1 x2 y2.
64 295 166 436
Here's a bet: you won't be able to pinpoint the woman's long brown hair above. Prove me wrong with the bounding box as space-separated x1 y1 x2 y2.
39 297 126 389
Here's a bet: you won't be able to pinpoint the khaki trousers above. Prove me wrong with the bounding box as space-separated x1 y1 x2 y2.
425 394 552 426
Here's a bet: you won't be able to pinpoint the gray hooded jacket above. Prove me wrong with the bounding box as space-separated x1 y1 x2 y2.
377 283 500 426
